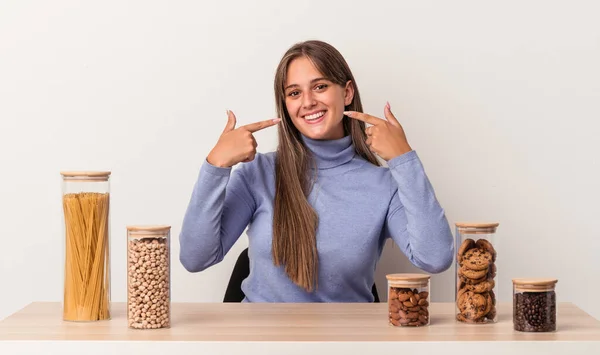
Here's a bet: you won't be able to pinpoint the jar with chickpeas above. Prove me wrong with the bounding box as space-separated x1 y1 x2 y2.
126 225 171 329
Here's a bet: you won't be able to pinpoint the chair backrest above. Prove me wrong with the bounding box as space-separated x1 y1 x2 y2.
223 248 380 303
223 248 250 302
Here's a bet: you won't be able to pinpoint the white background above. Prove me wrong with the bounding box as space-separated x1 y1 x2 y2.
1 0 599 321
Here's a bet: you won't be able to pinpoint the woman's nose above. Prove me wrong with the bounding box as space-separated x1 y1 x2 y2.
302 91 316 109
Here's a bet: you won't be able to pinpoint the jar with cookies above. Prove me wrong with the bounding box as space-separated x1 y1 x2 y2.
386 274 430 327
513 278 557 332
127 225 171 329
455 222 498 324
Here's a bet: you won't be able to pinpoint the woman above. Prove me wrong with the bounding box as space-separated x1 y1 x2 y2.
179 40 453 302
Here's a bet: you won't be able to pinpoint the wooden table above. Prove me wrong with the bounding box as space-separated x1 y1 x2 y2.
1 302 599 354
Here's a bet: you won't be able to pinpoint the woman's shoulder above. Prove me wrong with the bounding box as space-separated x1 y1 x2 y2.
347 155 397 192
249 151 277 169
352 155 393 175
233 151 276 183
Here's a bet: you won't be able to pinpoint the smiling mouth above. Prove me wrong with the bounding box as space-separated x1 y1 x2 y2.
303 110 326 121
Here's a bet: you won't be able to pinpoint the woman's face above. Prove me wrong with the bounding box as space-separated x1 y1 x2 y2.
284 56 353 140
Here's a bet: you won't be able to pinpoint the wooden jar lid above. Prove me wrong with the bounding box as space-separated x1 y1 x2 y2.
455 222 499 234
60 171 111 181
386 273 430 286
513 278 558 292
127 225 171 237
127 225 171 232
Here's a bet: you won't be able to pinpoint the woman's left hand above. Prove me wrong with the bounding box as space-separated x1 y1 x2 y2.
344 102 412 161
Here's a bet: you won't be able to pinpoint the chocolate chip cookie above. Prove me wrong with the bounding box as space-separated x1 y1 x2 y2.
476 238 496 262
464 279 495 293
458 291 488 320
459 265 489 280
462 248 492 271
457 238 475 263
456 313 487 323
460 274 487 285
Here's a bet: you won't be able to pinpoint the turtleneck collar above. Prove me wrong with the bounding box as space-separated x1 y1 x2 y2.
301 134 356 169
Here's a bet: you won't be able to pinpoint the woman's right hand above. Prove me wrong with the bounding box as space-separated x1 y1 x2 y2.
206 110 281 168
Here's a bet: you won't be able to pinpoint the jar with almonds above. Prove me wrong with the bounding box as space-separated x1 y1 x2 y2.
386 273 430 327
455 222 499 324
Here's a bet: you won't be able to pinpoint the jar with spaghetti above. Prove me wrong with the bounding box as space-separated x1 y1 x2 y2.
127 225 171 329
455 222 499 324
60 171 111 321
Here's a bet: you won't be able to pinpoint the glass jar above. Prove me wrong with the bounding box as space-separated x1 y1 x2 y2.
513 278 557 332
386 273 430 327
127 225 171 329
60 171 111 321
455 222 499 324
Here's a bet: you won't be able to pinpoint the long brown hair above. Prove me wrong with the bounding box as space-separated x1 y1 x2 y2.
272 40 380 292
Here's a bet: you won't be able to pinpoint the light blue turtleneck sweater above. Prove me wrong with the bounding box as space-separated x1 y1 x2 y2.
179 135 454 302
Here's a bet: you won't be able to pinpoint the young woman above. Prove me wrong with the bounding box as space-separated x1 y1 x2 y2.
179 40 454 302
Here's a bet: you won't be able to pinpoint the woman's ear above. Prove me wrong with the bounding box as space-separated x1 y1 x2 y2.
344 80 354 106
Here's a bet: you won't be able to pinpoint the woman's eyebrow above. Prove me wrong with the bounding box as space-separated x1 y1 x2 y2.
284 77 329 91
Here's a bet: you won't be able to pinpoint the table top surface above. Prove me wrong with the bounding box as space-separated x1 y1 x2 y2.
1 302 599 342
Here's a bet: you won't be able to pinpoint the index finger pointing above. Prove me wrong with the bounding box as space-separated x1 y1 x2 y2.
242 118 282 133
344 111 385 125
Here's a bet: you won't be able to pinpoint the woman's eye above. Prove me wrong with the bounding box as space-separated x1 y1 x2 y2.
288 91 299 97
315 84 328 90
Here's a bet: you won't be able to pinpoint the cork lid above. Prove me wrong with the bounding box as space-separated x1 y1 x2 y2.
127 225 171 236
61 171 111 181
455 222 499 234
513 278 558 292
386 273 430 286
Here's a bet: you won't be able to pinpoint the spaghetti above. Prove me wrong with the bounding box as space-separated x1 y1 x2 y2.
62 192 110 321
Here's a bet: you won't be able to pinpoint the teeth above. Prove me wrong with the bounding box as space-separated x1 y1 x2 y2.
305 111 325 121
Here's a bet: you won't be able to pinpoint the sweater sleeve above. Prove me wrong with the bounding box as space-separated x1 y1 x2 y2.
179 160 256 272
382 150 454 274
